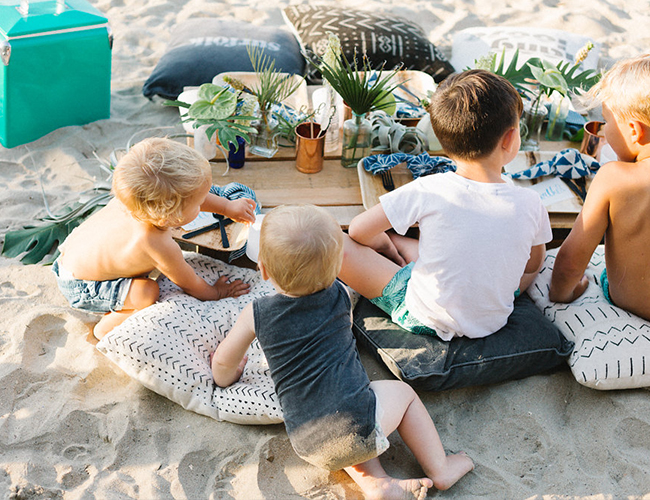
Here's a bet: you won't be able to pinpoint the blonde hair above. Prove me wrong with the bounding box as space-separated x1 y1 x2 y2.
112 137 211 226
259 205 344 296
581 54 650 125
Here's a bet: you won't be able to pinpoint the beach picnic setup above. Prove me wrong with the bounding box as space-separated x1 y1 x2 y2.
1 0 650 498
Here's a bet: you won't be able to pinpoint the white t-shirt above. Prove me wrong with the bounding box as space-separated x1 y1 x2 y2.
380 171 552 340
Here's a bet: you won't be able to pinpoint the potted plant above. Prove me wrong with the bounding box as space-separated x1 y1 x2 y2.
222 46 305 158
164 83 256 167
313 34 401 167
475 43 600 150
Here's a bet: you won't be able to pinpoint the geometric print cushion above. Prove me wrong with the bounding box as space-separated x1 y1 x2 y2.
528 245 650 390
282 5 454 84
96 252 282 424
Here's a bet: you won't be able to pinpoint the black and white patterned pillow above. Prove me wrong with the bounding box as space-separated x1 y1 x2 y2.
282 5 454 84
529 246 650 390
97 253 283 425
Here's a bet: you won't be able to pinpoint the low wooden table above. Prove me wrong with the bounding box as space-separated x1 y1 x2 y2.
173 144 366 253
176 139 588 253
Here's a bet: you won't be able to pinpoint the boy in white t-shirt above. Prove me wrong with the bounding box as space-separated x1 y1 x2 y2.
339 70 552 340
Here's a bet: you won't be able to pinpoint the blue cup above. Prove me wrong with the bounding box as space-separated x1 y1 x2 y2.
228 136 246 169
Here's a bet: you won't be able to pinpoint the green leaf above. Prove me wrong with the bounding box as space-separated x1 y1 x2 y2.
188 85 238 120
2 218 84 265
163 99 191 108
373 89 397 115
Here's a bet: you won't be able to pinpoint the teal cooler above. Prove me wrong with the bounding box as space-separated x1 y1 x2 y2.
0 0 112 148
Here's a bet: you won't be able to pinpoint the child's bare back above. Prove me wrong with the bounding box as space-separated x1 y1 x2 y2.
59 198 163 281
561 158 650 319
550 54 650 319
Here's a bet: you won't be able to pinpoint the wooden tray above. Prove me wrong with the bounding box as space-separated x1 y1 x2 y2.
171 221 250 252
357 159 414 209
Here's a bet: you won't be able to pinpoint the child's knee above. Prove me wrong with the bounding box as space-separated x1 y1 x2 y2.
131 278 159 308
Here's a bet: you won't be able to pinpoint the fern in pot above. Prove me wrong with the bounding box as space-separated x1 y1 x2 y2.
314 35 400 167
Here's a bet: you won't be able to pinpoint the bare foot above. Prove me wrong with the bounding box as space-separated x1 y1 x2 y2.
92 310 133 340
365 477 432 500
429 451 474 491
85 323 100 346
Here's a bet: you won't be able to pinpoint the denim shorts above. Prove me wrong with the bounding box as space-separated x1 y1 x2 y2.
52 259 131 313
370 262 438 337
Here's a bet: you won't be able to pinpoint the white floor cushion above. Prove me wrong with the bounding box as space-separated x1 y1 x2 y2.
96 252 283 424
528 246 650 390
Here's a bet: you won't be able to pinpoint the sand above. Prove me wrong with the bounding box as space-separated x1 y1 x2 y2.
1 0 650 498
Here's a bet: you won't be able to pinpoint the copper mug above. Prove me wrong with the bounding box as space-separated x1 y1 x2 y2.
295 122 325 174
580 121 607 161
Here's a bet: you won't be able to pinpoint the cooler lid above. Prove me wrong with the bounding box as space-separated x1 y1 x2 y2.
0 0 108 39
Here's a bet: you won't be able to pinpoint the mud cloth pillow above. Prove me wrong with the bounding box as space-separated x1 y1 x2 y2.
528 246 650 390
282 5 454 84
352 293 573 392
96 252 283 425
142 19 306 100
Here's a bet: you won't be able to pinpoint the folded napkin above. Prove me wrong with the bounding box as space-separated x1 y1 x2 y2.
506 148 600 180
210 183 261 261
362 152 456 179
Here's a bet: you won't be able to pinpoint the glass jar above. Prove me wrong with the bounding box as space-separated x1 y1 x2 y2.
545 93 570 141
341 112 371 168
248 109 280 158
520 98 548 151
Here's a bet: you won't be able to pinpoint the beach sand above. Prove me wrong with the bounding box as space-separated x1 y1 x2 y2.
2 0 650 498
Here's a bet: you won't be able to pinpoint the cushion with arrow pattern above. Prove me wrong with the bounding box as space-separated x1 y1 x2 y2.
96 252 283 425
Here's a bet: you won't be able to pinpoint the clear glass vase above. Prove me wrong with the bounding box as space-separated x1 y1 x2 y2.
545 94 570 142
341 112 371 168
249 109 280 158
520 98 548 152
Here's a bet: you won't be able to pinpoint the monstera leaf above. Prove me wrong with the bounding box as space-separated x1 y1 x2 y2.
3 220 80 265
2 190 111 265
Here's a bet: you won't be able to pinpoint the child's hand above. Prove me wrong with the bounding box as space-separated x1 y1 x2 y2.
212 354 248 387
550 274 589 303
223 198 256 224
571 275 590 301
212 275 251 299
233 355 248 382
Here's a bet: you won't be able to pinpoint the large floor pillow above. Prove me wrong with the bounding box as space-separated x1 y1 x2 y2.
282 5 454 84
528 246 650 390
96 253 282 425
142 19 305 100
352 293 573 392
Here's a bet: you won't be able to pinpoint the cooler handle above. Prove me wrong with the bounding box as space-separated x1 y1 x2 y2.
18 0 67 16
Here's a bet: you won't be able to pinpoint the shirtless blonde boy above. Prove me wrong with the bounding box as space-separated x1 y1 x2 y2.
550 54 650 320
53 137 256 339
212 205 473 499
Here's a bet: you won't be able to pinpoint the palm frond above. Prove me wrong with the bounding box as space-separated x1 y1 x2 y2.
247 45 304 111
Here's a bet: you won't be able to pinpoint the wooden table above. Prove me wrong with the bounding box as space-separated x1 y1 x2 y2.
176 139 587 253
172 143 367 253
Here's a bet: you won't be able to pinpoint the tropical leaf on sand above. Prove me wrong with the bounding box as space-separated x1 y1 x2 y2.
2 189 111 265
